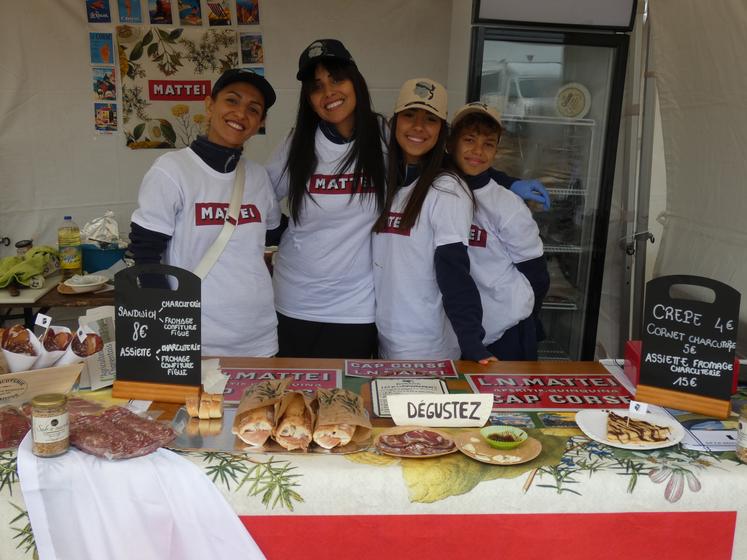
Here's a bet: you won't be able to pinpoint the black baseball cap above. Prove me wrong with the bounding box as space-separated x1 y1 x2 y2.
211 68 276 110
296 39 355 81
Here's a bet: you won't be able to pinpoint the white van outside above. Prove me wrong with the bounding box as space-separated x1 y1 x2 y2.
480 61 563 118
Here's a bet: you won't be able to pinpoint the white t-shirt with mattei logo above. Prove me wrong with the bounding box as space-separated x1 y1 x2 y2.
372 174 473 360
131 148 280 357
469 178 543 344
265 128 381 323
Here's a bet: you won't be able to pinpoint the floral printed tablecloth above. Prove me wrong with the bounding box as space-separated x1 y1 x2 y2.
2 359 746 560
3 427 746 560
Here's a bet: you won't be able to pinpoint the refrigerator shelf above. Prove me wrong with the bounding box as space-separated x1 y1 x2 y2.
543 244 583 254
537 340 571 361
546 188 586 197
542 301 579 311
501 115 596 128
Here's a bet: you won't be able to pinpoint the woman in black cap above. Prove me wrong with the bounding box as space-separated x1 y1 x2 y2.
266 39 387 359
129 69 284 357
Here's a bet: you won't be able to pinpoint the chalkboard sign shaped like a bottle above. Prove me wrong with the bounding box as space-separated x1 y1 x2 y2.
638 275 740 419
113 264 201 403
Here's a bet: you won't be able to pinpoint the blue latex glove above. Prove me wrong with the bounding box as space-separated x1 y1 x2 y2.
510 179 551 211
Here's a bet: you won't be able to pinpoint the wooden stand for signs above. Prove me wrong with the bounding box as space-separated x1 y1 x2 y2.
638 275 739 419
112 380 200 404
114 264 203 404
635 384 731 419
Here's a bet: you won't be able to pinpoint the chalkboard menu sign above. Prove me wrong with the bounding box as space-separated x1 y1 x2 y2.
638 275 739 417
115 264 201 387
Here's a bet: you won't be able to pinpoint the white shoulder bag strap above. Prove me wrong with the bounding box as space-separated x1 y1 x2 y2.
193 159 245 280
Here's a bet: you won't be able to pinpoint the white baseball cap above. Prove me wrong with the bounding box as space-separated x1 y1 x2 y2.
394 78 448 120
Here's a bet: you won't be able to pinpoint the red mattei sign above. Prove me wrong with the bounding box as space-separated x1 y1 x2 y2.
148 80 211 100
465 373 633 410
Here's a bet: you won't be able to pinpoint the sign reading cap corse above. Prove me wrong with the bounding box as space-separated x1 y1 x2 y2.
638 275 739 418
114 264 201 388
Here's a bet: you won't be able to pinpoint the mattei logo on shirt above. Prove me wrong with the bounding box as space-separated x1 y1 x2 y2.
309 173 375 194
469 225 488 247
195 203 262 225
380 212 411 236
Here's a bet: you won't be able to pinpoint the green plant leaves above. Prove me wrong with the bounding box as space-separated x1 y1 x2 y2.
133 122 145 140
159 120 177 144
130 41 143 61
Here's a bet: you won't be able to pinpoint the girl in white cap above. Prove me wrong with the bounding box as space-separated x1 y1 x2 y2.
265 39 387 359
372 79 495 363
448 102 549 360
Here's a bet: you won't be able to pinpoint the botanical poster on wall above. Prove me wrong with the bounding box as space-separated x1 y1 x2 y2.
116 25 238 149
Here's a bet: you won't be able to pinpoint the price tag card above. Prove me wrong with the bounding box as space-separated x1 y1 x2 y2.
114 264 201 386
371 377 448 417
640 275 739 401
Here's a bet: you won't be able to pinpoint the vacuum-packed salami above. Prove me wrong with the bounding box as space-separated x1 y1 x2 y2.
70 406 175 460
0 406 31 449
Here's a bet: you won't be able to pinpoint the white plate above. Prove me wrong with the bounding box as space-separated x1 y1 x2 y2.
555 82 591 119
62 274 109 293
575 409 685 450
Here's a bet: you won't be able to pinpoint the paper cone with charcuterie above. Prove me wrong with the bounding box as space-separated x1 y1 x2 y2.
232 378 290 447
273 391 315 451
56 326 103 367
55 324 110 389
34 326 74 369
1 325 42 373
312 388 372 449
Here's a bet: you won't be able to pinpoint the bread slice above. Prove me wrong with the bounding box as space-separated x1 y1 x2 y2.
606 411 670 444
185 395 200 418
208 393 223 419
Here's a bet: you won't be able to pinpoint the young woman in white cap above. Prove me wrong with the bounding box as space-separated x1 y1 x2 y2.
372 79 495 363
447 102 549 360
129 69 281 357
265 39 387 359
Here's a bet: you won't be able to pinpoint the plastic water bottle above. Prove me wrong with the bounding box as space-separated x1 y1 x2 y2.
58 216 82 279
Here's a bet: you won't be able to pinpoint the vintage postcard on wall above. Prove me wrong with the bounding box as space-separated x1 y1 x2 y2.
240 33 263 64
92 67 116 101
94 103 118 133
148 0 173 24
207 1 231 26
117 0 142 23
237 0 260 25
179 0 203 25
86 0 112 23
89 32 114 65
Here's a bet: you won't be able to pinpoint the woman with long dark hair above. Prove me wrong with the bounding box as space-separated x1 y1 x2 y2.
265 39 387 358
372 78 494 363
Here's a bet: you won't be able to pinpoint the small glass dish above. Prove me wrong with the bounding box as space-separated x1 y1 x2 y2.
480 425 528 450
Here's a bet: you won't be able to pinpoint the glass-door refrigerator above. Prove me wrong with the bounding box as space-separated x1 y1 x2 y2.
468 2 635 360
